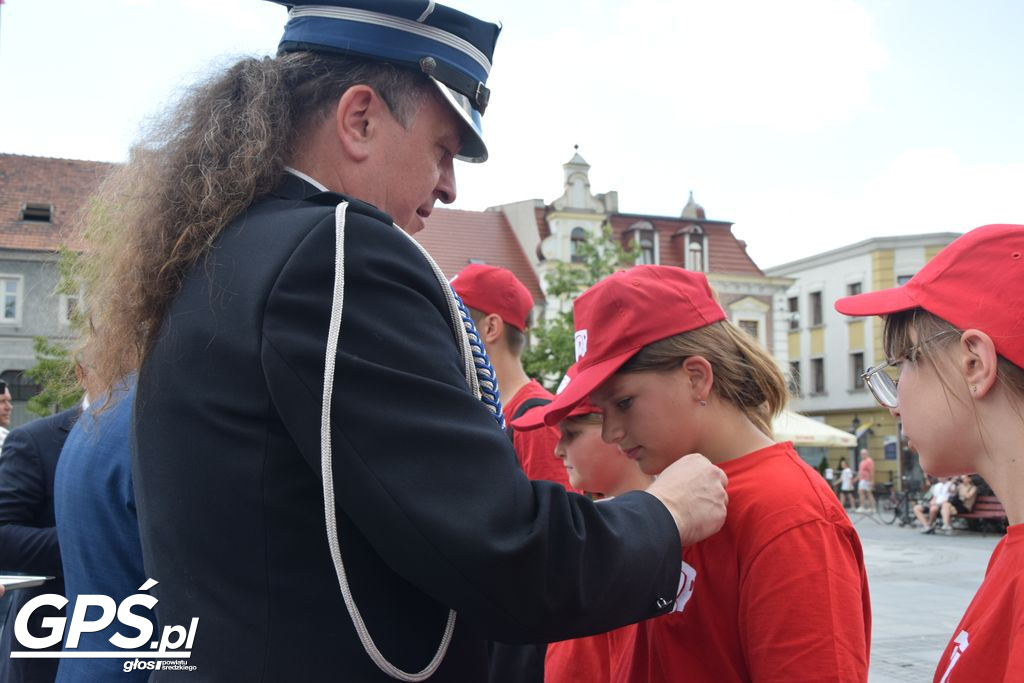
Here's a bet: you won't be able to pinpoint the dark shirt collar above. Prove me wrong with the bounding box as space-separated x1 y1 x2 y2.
272 169 395 227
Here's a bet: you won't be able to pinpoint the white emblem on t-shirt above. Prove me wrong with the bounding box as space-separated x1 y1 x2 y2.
574 330 588 360
939 629 970 683
672 561 698 613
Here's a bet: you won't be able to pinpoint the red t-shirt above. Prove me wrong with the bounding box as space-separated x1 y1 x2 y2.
933 524 1024 682
505 380 574 490
544 624 637 683
612 442 871 683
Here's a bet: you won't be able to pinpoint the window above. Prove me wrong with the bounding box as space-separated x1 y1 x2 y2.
787 296 800 330
687 237 705 272
738 320 759 339
570 227 587 263
897 274 913 285
809 291 823 326
788 361 801 396
20 203 52 222
811 358 825 394
0 277 21 323
847 282 862 296
851 352 865 390
636 230 657 265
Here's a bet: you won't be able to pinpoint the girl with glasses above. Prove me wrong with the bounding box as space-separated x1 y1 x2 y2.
836 223 1024 683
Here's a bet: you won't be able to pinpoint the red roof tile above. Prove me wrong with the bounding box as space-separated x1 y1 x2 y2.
0 154 115 252
417 208 544 303
610 214 763 276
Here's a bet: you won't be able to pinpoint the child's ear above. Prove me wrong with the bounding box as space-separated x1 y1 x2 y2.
681 356 713 402
959 329 998 398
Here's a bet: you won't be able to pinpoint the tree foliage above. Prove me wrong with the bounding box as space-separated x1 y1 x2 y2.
23 247 85 417
522 224 638 390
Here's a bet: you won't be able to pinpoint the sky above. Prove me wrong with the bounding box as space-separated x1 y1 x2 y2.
1 0 1022 269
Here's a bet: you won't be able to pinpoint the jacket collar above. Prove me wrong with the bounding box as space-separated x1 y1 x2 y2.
271 170 395 227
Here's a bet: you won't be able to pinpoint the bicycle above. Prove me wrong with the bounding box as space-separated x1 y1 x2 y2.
879 478 916 526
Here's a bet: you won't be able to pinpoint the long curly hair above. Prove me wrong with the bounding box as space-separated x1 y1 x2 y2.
77 52 431 397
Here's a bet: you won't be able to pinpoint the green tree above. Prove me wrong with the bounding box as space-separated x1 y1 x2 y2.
522 224 638 390
24 336 82 416
23 247 85 417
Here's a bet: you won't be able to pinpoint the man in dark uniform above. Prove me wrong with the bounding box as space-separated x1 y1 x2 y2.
110 2 730 680
0 405 79 682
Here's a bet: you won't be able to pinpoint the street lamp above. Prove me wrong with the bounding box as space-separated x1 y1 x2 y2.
850 415 861 468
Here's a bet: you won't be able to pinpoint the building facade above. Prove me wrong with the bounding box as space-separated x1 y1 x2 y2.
766 232 961 487
0 154 114 426
479 151 793 359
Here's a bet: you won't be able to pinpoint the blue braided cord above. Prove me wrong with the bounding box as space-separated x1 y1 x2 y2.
452 292 506 430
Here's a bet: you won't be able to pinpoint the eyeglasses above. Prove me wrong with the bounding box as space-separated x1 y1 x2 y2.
861 330 959 409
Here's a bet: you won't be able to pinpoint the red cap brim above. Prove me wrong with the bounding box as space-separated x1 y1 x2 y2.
510 349 636 431
834 284 919 317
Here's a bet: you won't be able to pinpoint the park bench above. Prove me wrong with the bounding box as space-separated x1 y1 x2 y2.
958 495 1008 532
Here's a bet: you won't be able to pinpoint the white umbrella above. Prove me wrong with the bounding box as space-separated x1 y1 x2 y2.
772 410 857 448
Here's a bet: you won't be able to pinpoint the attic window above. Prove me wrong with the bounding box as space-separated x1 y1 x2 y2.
21 203 53 222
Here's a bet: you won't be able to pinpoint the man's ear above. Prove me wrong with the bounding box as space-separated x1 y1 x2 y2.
335 85 380 162
680 356 713 402
479 314 504 346
959 329 999 398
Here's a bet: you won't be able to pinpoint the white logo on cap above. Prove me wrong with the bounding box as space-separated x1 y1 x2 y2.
574 330 588 361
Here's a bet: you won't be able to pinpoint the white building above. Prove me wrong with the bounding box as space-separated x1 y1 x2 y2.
766 232 960 484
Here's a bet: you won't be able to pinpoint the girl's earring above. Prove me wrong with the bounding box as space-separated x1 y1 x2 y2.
699 399 707 407
971 384 977 393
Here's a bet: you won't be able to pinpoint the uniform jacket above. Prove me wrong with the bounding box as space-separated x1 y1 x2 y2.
133 174 682 681
0 406 79 683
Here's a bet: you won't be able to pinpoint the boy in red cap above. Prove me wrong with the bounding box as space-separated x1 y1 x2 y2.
515 265 871 682
836 224 1024 683
451 264 574 490
524 364 653 683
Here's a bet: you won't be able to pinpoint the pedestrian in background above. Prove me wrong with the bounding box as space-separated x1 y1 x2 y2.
856 448 876 512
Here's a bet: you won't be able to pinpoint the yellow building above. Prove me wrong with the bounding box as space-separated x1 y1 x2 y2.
766 234 960 489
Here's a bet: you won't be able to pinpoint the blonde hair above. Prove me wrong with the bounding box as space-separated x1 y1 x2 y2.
564 412 602 426
619 320 787 436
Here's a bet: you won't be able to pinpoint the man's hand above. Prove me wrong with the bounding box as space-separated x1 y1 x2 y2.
646 453 728 546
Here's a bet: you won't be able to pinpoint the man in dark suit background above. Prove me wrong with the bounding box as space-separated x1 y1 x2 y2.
0 405 80 682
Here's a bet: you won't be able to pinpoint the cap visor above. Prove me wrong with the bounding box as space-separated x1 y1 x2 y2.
512 350 636 431
430 78 487 163
835 285 918 317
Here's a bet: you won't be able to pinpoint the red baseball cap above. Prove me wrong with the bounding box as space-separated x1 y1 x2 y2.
834 224 1024 368
511 363 601 431
450 264 534 331
522 265 727 428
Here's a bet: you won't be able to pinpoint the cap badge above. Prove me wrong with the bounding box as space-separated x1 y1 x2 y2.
574 330 588 361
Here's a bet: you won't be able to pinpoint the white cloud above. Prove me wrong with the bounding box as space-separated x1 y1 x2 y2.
741 149 1024 268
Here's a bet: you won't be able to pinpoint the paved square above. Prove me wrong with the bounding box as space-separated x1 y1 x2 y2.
849 512 1002 682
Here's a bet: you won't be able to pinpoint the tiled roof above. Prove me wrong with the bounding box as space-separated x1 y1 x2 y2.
417 208 545 303
0 154 115 252
610 214 763 276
